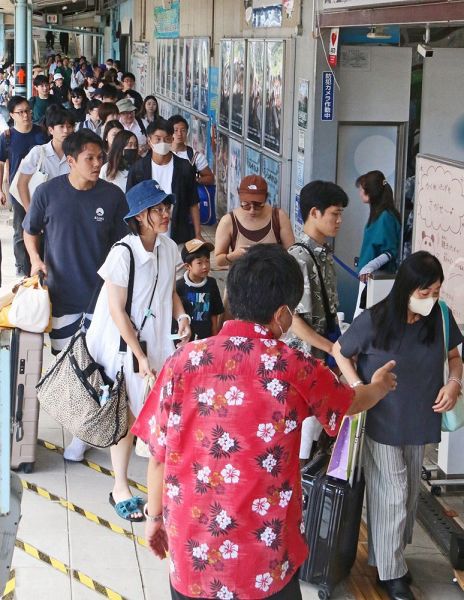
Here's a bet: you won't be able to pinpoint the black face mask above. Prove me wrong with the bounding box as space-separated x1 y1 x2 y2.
121 148 138 168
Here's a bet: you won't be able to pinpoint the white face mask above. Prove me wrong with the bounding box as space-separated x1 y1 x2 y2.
408 295 437 317
151 142 172 156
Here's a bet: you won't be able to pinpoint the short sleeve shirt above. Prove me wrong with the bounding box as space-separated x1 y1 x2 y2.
151 158 174 194
175 275 224 339
22 175 128 316
0 126 49 191
20 140 70 179
285 233 338 360
339 307 463 446
132 320 353 599
175 148 209 172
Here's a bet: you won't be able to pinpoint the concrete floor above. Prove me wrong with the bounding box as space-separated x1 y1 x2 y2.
0 205 462 599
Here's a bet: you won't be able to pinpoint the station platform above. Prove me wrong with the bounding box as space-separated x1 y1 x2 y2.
0 205 463 600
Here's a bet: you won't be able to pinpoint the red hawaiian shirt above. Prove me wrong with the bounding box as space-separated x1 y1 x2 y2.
132 320 353 600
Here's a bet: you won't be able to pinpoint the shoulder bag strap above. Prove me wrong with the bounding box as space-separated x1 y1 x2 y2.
37 145 46 173
271 207 281 244
438 300 450 358
112 242 135 353
229 211 238 251
292 242 336 330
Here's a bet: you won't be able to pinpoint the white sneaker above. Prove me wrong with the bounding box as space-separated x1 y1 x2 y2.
63 437 90 462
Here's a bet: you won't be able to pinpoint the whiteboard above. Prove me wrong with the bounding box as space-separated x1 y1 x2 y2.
413 154 464 328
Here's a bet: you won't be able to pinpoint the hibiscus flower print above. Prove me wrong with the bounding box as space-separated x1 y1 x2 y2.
210 580 239 600
184 347 214 372
263 339 277 348
187 539 210 571
221 463 240 484
194 386 216 416
254 324 269 335
284 419 297 434
252 497 270 516
279 489 292 508
223 337 254 354
256 445 284 477
280 560 289 580
165 475 182 504
208 501 238 537
257 423 276 443
219 539 239 560
210 425 241 459
224 385 244 406
260 353 278 371
193 462 212 495
148 415 156 434
157 429 167 447
255 572 273 592
254 518 283 550
167 412 181 428
260 377 289 403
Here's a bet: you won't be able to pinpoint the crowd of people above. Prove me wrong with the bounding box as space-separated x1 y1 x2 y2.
0 57 461 600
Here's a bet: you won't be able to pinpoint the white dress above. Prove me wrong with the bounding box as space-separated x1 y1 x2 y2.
86 233 177 416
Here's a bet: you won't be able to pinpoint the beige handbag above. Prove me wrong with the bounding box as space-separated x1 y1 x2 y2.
135 375 155 458
9 145 48 206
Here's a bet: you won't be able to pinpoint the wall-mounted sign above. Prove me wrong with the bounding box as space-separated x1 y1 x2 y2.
46 14 58 24
329 28 339 67
321 71 334 121
324 0 427 7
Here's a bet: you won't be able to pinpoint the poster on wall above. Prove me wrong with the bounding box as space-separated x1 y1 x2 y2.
262 154 281 207
252 5 283 28
171 39 178 100
178 40 184 103
197 119 207 154
231 40 245 135
264 40 284 154
219 40 232 129
132 42 148 99
200 39 209 115
208 66 219 168
154 1 180 39
297 78 309 129
228 138 243 211
166 40 172 98
155 43 161 94
246 40 264 145
245 146 261 177
192 38 200 112
216 132 229 218
184 39 192 105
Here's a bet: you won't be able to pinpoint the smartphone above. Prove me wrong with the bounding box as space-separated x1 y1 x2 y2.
133 340 147 373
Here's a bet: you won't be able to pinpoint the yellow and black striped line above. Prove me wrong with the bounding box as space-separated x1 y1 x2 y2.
1 569 15 600
21 479 147 548
37 438 148 494
15 539 129 600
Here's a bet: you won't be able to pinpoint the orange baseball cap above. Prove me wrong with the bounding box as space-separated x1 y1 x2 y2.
238 175 268 202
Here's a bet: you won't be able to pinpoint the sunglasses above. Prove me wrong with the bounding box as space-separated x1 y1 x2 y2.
240 201 266 210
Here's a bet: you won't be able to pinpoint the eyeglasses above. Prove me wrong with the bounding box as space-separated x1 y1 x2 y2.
13 109 32 116
149 203 172 216
240 201 266 211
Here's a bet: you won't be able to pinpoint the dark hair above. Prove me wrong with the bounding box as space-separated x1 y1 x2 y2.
98 102 119 123
169 114 189 130
70 87 88 109
122 72 135 81
127 211 160 236
299 180 349 222
227 244 304 324
140 95 159 119
8 95 29 114
370 251 444 351
45 105 75 129
102 119 124 152
184 246 210 265
86 98 102 114
106 130 138 180
356 170 401 226
99 84 119 100
33 74 49 87
63 130 104 159
146 117 173 137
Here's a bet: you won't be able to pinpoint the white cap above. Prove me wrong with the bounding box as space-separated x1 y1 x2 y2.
53 73 63 81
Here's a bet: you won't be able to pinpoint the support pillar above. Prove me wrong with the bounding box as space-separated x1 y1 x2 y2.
26 2 33 99
14 0 28 97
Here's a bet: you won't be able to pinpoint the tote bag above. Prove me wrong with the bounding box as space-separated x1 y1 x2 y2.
9 145 48 206
439 300 464 432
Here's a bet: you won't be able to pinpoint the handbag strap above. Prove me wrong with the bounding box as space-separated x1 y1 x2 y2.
438 300 450 359
138 246 159 337
113 242 135 353
292 242 336 330
37 145 46 173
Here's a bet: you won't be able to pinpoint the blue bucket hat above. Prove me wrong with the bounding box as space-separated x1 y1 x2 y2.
124 180 175 222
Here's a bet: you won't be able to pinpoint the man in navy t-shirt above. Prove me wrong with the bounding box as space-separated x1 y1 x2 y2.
23 129 128 354
0 95 48 277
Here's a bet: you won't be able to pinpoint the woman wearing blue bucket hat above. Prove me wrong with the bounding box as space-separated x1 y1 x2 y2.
83 179 192 521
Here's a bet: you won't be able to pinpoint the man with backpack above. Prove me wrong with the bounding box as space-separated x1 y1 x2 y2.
29 74 60 125
169 114 215 185
0 96 48 277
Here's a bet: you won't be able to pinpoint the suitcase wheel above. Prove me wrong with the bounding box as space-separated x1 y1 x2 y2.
22 463 34 474
318 589 330 600
431 485 442 496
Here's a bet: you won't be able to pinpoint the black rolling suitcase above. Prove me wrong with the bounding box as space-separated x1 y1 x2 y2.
299 420 365 600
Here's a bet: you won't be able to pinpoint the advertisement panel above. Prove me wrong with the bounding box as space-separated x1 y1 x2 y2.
246 40 265 145
264 41 284 154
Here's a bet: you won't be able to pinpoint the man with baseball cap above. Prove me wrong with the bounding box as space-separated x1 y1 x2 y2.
176 238 224 340
117 98 146 147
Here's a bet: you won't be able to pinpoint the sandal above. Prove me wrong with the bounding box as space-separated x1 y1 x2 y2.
109 493 145 522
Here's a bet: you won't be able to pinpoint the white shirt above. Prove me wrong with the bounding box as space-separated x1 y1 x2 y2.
175 148 208 172
20 140 69 178
122 120 147 147
99 163 128 192
86 233 178 416
151 157 174 194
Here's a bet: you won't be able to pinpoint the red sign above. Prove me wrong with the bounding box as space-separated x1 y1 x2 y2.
328 28 339 67
15 64 26 86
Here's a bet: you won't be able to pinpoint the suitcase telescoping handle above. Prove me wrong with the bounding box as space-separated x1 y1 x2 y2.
348 411 366 487
15 383 24 442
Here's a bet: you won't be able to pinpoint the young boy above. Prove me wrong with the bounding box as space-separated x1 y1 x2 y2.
29 74 60 124
176 239 224 340
79 98 102 135
286 180 349 465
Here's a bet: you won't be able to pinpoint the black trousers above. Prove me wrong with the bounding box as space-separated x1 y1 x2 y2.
170 572 302 600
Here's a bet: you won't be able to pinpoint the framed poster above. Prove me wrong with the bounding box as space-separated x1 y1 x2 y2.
219 40 232 129
160 41 166 96
200 38 209 115
172 39 178 100
178 39 184 103
246 40 264 145
197 119 207 154
184 39 192 106
231 39 245 135
245 146 261 177
297 78 309 129
228 138 243 211
192 38 200 112
264 40 284 154
191 116 199 150
155 43 161 93
166 40 172 98
262 154 281 207
216 132 229 218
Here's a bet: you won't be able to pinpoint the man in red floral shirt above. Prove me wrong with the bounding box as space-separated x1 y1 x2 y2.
132 244 396 600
